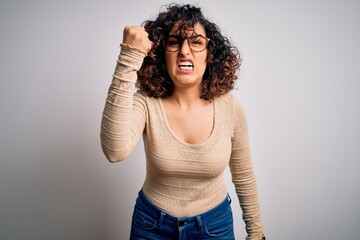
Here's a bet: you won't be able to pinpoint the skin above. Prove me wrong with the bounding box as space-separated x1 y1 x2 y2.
162 23 213 144
122 23 213 144
164 23 208 95
122 26 153 54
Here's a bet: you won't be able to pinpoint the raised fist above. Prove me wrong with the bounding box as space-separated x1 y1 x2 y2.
122 26 153 53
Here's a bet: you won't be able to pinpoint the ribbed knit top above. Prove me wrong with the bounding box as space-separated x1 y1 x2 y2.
100 45 264 239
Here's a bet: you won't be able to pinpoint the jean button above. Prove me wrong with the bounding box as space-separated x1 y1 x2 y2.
178 221 185 227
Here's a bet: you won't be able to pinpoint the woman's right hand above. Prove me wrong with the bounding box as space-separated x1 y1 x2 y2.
122 26 153 54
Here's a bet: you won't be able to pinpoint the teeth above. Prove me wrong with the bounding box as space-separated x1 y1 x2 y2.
178 61 193 69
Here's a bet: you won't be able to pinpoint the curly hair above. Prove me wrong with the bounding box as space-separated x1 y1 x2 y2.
137 3 241 100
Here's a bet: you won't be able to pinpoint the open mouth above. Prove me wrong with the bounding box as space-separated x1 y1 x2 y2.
178 61 193 71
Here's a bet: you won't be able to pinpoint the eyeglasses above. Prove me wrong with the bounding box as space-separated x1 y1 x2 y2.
164 35 210 52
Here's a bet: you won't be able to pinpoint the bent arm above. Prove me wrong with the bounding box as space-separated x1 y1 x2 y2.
100 45 146 162
229 96 265 240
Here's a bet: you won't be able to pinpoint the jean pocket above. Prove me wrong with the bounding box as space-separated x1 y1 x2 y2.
204 207 234 237
132 204 157 230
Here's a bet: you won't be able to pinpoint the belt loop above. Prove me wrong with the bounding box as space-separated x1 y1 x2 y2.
159 212 166 227
195 215 203 232
227 193 232 204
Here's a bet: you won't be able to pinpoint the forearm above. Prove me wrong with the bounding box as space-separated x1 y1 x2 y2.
231 157 264 239
100 45 146 162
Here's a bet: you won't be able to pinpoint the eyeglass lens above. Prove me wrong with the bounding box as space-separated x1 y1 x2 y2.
165 35 208 52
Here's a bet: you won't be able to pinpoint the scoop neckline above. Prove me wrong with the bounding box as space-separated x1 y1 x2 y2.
158 97 216 147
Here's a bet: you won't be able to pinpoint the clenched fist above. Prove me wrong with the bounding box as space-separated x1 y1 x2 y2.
122 26 153 54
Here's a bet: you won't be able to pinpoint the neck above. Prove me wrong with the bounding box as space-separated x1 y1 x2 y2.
168 88 205 109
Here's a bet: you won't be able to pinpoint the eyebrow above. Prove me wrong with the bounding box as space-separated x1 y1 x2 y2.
168 34 205 38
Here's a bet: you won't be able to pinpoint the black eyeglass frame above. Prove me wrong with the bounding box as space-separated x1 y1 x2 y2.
164 34 211 52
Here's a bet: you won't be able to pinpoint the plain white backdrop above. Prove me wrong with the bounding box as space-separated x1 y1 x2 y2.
1 0 359 239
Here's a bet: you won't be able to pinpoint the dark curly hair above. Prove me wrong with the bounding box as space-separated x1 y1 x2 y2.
137 3 241 100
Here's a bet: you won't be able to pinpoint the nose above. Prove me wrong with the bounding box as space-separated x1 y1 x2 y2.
179 39 191 55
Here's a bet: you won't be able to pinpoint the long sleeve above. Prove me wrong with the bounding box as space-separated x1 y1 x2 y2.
229 96 265 240
100 45 147 162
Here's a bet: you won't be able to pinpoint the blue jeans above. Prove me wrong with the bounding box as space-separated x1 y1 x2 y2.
130 190 235 240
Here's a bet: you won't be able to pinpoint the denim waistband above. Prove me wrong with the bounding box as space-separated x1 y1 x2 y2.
136 189 231 226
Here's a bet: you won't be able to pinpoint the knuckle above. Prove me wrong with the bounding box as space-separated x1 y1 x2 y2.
124 26 131 32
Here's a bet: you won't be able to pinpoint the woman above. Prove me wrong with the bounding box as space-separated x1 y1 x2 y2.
101 4 265 240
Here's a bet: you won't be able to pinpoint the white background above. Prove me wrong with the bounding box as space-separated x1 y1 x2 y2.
1 0 359 239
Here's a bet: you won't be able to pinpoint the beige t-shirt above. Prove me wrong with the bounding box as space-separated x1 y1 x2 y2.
101 45 264 239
